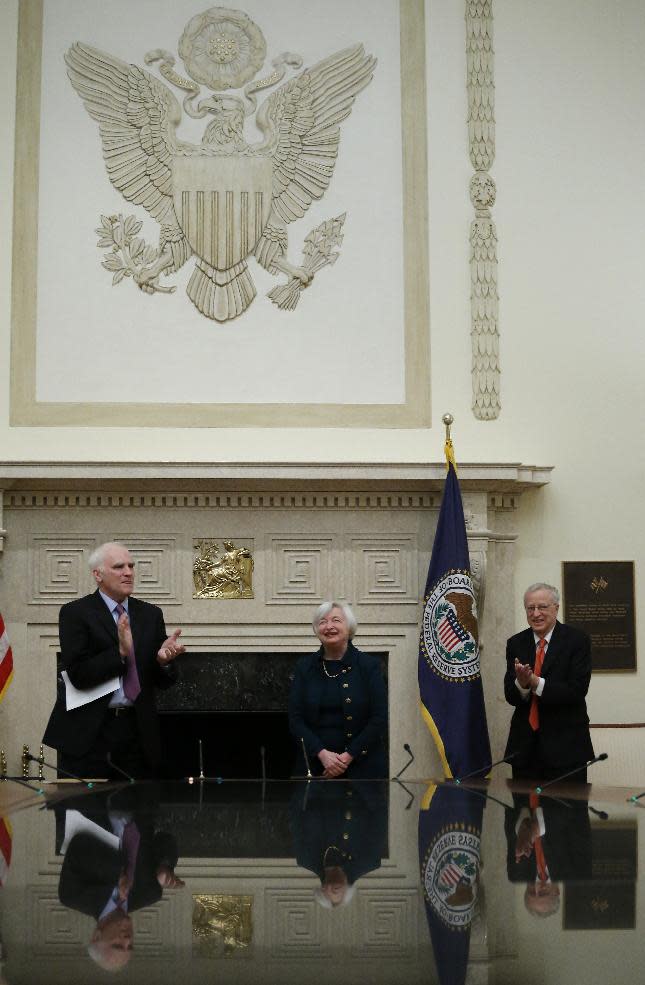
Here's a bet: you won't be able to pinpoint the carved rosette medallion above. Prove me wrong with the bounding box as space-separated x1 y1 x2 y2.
466 0 500 420
193 539 254 599
193 894 253 955
178 7 267 90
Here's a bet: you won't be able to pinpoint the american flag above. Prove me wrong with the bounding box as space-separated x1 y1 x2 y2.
0 816 11 887
439 861 464 890
437 609 470 653
0 611 13 702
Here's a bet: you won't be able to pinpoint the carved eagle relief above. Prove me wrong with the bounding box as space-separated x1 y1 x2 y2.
65 26 376 322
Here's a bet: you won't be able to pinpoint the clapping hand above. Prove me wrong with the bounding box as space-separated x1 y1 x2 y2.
157 629 186 666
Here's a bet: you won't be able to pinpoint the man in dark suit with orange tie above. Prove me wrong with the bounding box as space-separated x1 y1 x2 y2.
504 582 594 783
43 542 185 779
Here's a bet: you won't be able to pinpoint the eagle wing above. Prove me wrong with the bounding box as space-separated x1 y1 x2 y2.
253 44 376 223
65 42 195 223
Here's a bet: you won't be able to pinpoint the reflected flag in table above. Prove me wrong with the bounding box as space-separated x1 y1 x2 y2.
418 447 491 777
0 816 11 887
419 783 484 985
0 611 13 703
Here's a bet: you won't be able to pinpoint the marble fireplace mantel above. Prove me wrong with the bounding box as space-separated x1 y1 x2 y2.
0 460 552 500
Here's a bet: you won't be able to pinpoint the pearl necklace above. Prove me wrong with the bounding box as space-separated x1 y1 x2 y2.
321 658 350 679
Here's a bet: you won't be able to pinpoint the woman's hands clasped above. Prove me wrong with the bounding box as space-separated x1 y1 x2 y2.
318 749 354 778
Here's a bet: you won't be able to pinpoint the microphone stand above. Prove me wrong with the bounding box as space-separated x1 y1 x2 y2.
300 738 312 780
106 753 135 784
534 753 608 794
26 753 95 788
394 744 414 779
453 751 517 784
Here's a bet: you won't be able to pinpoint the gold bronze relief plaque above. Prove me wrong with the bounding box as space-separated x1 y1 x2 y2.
193 539 254 599
193 894 253 955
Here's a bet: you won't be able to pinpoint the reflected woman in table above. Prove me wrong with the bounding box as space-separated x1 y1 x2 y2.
290 780 388 908
288 601 387 779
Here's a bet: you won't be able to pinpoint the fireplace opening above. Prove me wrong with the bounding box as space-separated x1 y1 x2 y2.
159 711 297 780
154 650 388 780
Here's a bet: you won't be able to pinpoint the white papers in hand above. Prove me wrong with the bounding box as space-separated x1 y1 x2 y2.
62 670 119 710
61 809 120 853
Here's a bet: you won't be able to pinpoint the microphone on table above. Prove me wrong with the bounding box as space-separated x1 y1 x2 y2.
300 738 312 780
394 743 415 779
26 753 94 789
106 753 135 784
534 753 608 794
453 751 517 784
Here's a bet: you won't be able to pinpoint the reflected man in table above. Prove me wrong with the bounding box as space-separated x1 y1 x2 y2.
56 786 184 971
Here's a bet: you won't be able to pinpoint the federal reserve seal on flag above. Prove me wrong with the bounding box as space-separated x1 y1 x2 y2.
421 570 480 682
422 825 481 930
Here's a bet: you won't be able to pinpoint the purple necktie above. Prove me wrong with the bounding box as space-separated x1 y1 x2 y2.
122 820 141 885
115 603 141 702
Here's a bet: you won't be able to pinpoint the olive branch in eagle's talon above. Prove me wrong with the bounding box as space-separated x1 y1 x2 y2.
96 213 176 295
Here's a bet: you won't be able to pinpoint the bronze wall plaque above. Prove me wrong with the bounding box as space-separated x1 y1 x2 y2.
562 561 636 672
193 894 253 956
193 539 254 599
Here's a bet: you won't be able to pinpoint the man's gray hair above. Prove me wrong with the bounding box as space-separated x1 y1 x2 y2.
312 601 357 638
88 542 129 573
524 583 560 605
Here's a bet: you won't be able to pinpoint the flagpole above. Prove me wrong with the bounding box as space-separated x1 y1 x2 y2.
441 412 456 469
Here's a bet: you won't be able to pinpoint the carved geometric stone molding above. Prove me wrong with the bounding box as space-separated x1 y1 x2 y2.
5 490 438 511
350 536 418 605
26 887 88 954
28 535 96 604
351 889 420 956
112 534 180 604
265 535 339 604
133 897 179 954
265 889 332 957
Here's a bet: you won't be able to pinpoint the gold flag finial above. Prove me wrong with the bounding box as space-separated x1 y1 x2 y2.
442 413 457 470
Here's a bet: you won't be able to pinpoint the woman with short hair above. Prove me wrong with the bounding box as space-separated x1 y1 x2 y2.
288 601 387 778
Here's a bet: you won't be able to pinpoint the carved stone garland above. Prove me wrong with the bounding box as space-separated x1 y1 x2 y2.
466 1 500 420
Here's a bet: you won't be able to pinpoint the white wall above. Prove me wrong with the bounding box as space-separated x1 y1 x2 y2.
1 1 643 729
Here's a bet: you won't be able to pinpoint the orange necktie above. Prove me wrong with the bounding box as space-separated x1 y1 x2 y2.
528 793 548 881
528 638 546 731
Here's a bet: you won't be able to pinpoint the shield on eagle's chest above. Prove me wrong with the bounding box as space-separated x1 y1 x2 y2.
173 155 273 269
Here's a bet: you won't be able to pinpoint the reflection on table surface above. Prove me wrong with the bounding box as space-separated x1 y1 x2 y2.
0 776 643 984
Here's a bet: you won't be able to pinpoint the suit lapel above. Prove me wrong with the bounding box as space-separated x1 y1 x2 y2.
92 589 118 641
541 621 563 677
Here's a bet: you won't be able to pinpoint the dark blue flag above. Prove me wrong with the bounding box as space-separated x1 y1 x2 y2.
419 783 485 985
418 456 491 777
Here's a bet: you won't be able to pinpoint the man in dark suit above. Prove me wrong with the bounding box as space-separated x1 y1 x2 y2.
43 541 185 779
504 582 594 783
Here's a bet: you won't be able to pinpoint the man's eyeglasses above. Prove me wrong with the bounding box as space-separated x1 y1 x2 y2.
525 604 555 613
